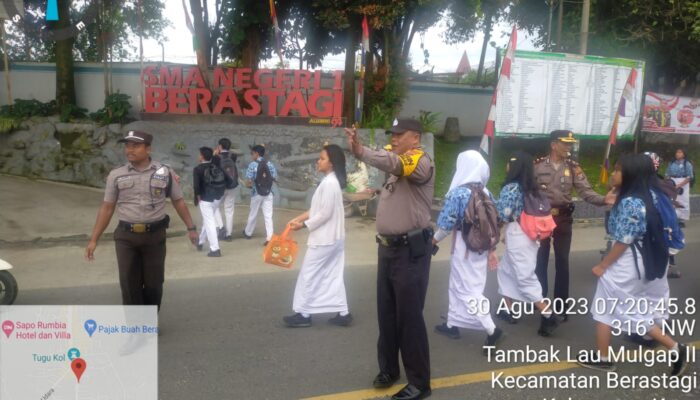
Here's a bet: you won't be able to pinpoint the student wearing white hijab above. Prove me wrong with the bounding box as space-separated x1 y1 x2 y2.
433 150 502 353
283 144 352 327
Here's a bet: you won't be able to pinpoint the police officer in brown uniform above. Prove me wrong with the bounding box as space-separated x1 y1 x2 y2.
534 130 612 319
345 119 434 400
85 130 198 308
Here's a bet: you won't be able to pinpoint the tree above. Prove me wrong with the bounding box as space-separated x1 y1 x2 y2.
506 0 700 95
313 0 447 124
220 1 288 68
51 0 75 108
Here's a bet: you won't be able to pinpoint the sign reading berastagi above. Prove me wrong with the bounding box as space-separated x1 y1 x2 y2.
643 92 700 135
142 66 344 126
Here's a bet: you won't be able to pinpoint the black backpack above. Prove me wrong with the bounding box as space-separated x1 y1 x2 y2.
631 202 669 281
204 164 227 190
255 160 274 196
219 153 239 189
684 161 695 187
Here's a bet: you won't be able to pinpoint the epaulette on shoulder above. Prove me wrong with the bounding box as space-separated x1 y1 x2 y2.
534 156 547 164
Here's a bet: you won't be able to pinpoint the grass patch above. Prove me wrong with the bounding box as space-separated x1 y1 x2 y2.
433 136 700 198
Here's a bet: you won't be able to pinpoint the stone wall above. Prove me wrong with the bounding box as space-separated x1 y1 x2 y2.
0 118 434 209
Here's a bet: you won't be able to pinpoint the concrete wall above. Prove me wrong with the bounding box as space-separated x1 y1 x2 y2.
0 62 492 136
402 81 492 137
0 116 434 210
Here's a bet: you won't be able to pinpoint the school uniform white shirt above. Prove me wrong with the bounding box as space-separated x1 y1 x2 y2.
304 172 345 246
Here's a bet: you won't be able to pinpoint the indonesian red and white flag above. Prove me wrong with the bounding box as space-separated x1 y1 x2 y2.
609 67 637 145
481 26 517 154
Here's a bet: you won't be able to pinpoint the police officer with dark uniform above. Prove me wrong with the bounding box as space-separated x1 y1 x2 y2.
345 119 434 400
85 130 198 308
534 130 613 319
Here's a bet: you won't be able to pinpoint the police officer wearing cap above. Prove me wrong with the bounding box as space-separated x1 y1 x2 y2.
345 118 434 400
534 130 614 319
85 130 198 308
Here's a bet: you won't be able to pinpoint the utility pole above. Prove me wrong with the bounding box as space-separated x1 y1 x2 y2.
579 0 590 55
556 0 563 51
547 0 554 51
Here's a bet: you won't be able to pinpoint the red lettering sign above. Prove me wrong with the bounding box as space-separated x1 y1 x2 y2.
142 66 344 122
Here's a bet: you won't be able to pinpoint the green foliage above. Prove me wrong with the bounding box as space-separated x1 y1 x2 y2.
418 110 441 134
363 104 393 130
0 116 20 135
0 99 57 118
60 104 88 123
90 93 132 125
174 141 187 151
459 69 497 87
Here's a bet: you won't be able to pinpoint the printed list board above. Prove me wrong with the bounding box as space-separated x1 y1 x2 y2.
495 50 645 139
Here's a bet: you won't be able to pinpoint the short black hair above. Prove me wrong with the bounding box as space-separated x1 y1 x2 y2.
219 138 231 150
200 146 214 161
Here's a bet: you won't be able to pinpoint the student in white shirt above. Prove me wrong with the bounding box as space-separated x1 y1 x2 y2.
283 144 352 327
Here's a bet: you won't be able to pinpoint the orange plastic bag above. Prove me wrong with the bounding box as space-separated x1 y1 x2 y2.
263 224 299 268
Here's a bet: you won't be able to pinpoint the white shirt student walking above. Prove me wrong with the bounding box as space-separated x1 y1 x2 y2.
243 144 278 246
282 144 352 328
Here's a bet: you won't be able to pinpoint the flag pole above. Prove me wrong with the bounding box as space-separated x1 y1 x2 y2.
600 67 636 185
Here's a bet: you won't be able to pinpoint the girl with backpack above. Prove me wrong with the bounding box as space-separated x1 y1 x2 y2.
493 152 559 337
432 150 503 354
282 145 352 328
664 148 693 224
577 154 689 376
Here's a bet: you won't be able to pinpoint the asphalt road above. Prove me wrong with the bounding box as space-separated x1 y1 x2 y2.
12 247 700 400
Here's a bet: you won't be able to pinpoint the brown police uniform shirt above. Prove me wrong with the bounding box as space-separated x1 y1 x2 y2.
104 161 184 223
534 156 605 208
359 147 434 235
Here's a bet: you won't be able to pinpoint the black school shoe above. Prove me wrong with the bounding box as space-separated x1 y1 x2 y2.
207 250 221 257
283 313 311 328
328 313 353 327
577 352 616 372
537 315 559 337
483 327 503 355
373 372 399 389
671 344 689 376
391 384 431 400
434 323 460 339
242 230 252 239
496 309 518 324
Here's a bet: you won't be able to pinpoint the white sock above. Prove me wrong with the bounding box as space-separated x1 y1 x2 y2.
301 313 310 318
600 356 609 362
339 311 349 317
486 327 495 336
542 311 552 318
446 323 453 329
671 343 679 352
643 335 653 340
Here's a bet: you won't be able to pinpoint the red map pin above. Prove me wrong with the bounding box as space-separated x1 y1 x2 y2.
71 358 86 383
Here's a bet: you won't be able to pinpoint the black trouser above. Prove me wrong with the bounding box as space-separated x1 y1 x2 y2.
114 227 167 308
376 240 433 391
535 212 573 302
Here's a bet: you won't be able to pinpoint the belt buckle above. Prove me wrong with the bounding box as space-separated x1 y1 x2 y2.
132 223 147 233
551 208 559 217
377 235 390 247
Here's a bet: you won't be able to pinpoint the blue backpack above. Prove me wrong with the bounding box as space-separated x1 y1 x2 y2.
652 188 685 250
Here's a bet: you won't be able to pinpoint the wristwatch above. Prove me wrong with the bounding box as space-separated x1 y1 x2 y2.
187 225 197 232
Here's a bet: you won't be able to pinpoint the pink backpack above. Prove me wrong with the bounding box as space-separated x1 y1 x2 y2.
519 191 556 241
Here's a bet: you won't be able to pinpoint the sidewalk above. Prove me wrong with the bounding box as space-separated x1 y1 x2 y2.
2 174 698 291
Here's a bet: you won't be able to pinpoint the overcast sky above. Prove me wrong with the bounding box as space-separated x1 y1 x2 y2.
141 3 540 73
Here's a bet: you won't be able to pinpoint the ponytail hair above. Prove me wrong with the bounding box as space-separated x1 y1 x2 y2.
324 144 347 189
